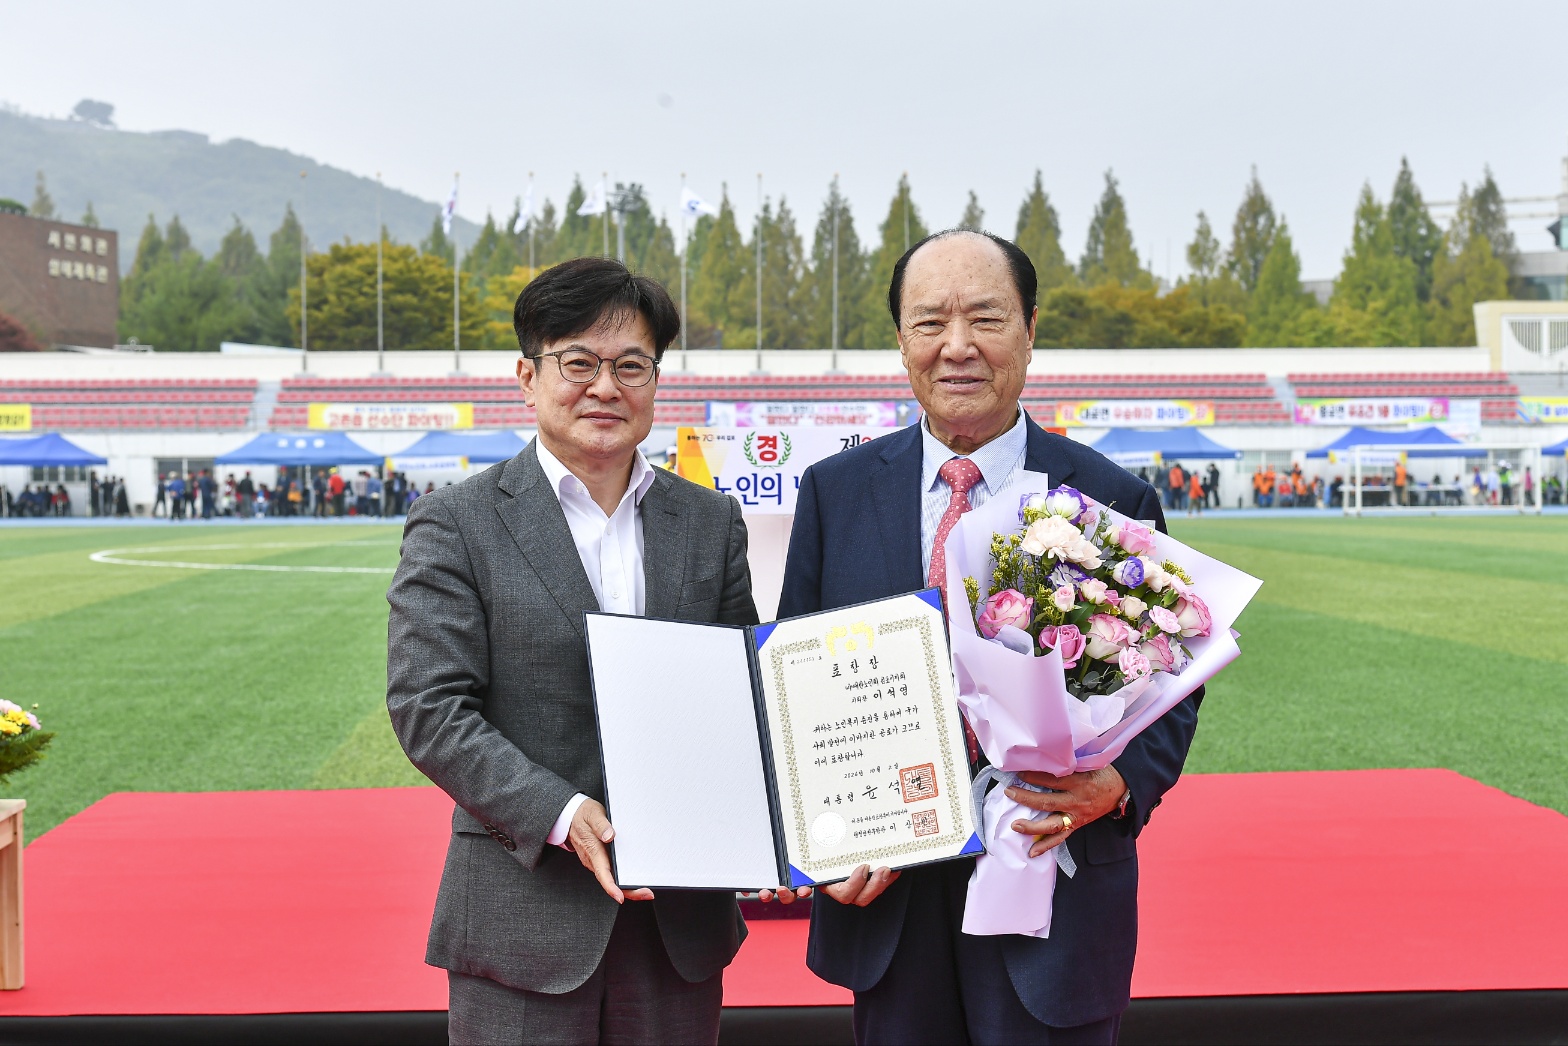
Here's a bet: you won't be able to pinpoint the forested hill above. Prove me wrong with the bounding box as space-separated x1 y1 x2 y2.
0 108 477 269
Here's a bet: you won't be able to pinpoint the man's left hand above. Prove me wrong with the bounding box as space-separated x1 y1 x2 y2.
1006 766 1127 859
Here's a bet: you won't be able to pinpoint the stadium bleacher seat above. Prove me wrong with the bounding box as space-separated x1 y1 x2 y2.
0 378 258 431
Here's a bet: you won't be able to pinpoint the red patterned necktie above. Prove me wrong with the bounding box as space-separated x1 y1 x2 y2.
928 457 984 766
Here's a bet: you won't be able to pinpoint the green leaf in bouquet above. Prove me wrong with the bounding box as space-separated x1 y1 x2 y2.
0 729 56 787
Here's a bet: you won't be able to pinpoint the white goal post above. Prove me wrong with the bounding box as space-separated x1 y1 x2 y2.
1341 441 1547 516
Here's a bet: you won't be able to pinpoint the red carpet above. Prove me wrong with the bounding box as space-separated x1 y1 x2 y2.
0 769 1564 1017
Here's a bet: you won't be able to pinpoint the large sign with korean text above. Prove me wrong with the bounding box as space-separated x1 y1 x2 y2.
0 405 31 432
675 426 888 513
1294 397 1451 426
1517 396 1568 423
1054 400 1214 427
705 401 919 428
307 402 474 431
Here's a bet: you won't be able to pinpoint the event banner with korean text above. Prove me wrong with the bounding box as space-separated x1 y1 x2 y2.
0 405 32 432
676 426 888 513
1054 400 1214 427
307 402 474 431
706 401 920 428
1517 396 1568 423
1294 397 1453 425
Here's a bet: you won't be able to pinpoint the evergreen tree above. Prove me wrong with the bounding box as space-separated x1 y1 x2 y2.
1470 167 1516 261
1186 211 1222 279
127 215 167 282
1386 157 1442 302
530 199 560 268
1328 185 1424 346
688 187 754 349
419 215 451 259
213 218 270 344
29 171 54 219
165 216 194 260
1226 167 1276 293
80 202 99 228
958 191 985 232
758 197 808 349
1079 170 1149 288
1246 222 1326 347
1034 284 1245 349
1426 186 1511 346
802 178 867 350
1014 171 1074 296
261 204 305 346
859 175 929 348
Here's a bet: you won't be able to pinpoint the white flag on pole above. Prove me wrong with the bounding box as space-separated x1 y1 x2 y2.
441 177 459 236
511 183 535 235
679 187 719 219
578 179 608 217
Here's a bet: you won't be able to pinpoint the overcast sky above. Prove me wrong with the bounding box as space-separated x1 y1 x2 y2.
5 0 1566 280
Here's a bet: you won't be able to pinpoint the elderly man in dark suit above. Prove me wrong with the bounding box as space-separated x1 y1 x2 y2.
387 258 800 1045
780 231 1201 1044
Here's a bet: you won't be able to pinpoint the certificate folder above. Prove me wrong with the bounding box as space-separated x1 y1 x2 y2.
585 590 984 892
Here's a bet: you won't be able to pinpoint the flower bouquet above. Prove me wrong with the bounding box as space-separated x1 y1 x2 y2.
0 700 53 788
941 470 1261 937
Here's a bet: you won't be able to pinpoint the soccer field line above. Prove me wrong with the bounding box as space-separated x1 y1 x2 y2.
88 541 399 574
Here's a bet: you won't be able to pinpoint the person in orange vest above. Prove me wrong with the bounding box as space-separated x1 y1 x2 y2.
1251 467 1265 508
1393 459 1408 507
1261 465 1277 508
1187 468 1205 516
1168 462 1187 512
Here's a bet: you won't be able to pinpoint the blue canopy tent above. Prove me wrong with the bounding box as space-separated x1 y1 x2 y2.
391 430 528 465
1090 427 1241 465
1305 425 1484 459
0 433 107 466
1545 437 1568 456
215 432 381 467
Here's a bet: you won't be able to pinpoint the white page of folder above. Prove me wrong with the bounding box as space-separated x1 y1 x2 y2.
585 615 779 889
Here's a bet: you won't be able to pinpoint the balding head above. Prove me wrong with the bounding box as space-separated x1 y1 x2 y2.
891 231 1038 455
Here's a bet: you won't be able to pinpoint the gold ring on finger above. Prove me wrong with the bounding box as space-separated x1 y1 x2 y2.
1060 813 1074 831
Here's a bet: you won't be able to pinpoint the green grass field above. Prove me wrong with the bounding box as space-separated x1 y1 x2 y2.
0 515 1564 842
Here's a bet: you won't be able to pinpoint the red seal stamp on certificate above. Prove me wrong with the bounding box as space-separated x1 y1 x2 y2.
911 809 939 837
900 763 938 803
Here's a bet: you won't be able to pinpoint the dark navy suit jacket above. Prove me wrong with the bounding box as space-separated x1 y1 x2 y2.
779 416 1202 1028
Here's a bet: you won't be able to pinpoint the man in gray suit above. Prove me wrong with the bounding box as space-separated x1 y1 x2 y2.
388 258 798 1044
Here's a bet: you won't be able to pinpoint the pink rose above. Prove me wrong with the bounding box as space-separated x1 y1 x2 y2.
1079 578 1109 604
1117 646 1152 681
977 589 1034 638
1140 633 1179 673
1102 587 1123 610
1084 613 1137 660
1113 521 1158 557
1052 585 1076 613
1172 593 1213 638
1041 623 1086 669
1147 605 1180 634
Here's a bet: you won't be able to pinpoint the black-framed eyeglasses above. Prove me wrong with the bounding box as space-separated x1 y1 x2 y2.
533 349 659 388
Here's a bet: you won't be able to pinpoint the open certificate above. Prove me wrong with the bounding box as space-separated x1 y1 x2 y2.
584 590 982 891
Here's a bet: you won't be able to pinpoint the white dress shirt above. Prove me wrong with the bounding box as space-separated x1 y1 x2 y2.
918 409 1029 577
534 438 658 847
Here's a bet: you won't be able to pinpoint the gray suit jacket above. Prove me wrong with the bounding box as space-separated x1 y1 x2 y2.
386 443 758 994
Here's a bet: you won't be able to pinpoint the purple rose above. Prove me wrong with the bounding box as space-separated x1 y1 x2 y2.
1111 557 1145 588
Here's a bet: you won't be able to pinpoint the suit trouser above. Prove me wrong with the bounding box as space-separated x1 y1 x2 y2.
853 860 1121 1046
447 901 722 1046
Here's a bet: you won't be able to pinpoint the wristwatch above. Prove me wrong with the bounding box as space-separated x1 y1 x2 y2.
1112 788 1133 820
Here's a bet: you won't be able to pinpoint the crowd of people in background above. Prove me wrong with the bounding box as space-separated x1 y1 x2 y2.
151 467 436 520
1137 462 1224 516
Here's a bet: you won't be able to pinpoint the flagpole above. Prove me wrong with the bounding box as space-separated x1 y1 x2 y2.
452 171 461 373
299 170 308 373
376 172 384 373
755 171 763 369
679 172 688 357
527 171 535 275
831 173 840 370
602 171 610 257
